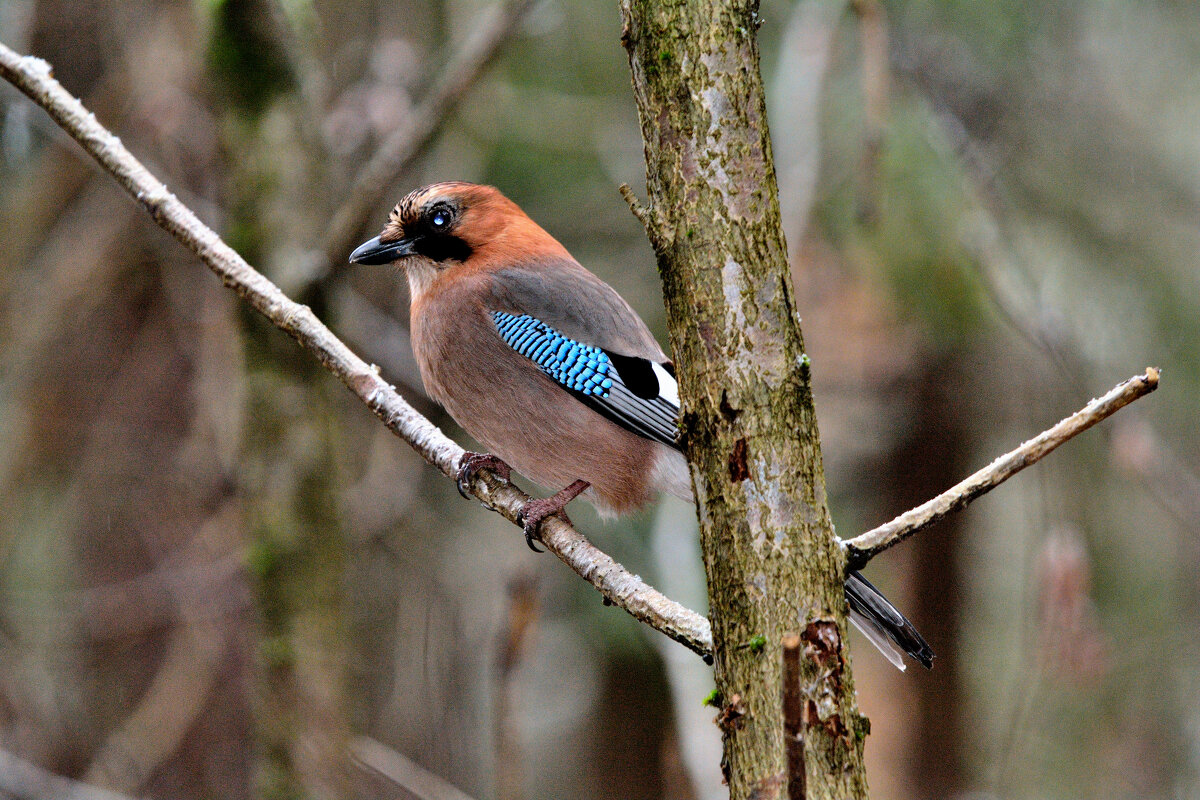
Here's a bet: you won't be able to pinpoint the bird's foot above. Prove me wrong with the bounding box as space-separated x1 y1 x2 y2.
516 479 590 553
456 451 512 499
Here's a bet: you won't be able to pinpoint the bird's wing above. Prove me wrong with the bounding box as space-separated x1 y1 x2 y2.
483 260 680 449
489 311 680 449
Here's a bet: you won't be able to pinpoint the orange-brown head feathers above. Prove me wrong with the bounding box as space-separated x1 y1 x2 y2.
369 182 570 266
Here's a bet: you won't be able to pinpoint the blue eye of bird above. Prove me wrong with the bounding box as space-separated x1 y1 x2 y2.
431 211 448 229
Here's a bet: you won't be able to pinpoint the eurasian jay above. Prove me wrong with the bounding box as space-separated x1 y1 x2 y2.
350 181 933 670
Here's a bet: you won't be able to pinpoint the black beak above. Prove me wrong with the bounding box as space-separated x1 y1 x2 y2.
349 235 417 265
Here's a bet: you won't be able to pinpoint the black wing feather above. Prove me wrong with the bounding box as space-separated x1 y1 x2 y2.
846 572 935 668
578 360 679 448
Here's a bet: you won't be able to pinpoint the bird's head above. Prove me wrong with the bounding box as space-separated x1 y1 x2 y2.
349 182 568 295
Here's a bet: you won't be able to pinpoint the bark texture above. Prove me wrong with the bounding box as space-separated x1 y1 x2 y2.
620 2 869 797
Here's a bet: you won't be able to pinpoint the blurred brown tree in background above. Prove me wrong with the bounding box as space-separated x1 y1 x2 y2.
0 0 1196 798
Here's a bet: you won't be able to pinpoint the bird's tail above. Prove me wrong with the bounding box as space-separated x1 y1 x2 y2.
845 571 934 671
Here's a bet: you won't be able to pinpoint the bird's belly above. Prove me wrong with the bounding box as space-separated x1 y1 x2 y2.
418 344 658 515
454 376 661 515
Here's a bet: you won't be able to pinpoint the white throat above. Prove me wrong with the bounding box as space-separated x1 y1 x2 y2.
403 258 440 301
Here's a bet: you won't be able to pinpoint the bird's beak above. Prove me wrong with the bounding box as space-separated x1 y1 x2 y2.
349 235 417 265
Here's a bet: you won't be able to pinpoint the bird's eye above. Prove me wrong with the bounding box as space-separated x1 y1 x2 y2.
430 210 449 230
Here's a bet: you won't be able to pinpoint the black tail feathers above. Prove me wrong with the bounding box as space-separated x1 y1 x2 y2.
845 571 935 669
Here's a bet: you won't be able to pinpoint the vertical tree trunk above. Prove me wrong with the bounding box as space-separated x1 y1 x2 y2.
620 2 870 798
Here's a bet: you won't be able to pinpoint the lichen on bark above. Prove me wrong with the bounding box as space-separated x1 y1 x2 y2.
619 1 870 797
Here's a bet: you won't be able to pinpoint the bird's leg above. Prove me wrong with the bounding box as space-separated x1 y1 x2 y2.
517 479 590 553
456 451 513 499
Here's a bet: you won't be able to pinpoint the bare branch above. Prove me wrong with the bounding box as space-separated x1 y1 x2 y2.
320 0 536 267
0 748 144 800
844 368 1161 568
918 92 1200 537
351 737 480 800
0 42 713 659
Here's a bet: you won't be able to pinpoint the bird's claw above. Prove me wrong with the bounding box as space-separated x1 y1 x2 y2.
455 451 512 499
525 529 543 553
516 501 558 553
515 479 590 555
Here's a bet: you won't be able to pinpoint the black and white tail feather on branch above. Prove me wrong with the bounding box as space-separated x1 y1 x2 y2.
846 572 934 670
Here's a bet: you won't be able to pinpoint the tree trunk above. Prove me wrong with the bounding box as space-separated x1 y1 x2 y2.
620 2 870 798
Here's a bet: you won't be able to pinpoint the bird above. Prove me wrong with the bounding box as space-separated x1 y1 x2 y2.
349 181 933 670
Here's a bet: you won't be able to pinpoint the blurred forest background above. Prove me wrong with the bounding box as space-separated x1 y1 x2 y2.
0 0 1197 798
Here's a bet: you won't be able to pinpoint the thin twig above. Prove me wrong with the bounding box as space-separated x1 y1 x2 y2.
0 42 714 659
320 0 536 267
844 368 1160 569
618 182 665 252
351 737 480 800
918 90 1200 537
0 748 145 800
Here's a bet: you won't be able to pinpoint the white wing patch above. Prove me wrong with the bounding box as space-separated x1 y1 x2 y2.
651 362 679 407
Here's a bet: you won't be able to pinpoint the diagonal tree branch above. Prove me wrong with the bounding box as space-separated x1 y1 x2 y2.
916 90 1200 539
0 41 713 659
844 367 1160 569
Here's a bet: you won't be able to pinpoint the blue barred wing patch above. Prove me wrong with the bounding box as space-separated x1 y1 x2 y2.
490 311 680 448
491 312 615 396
